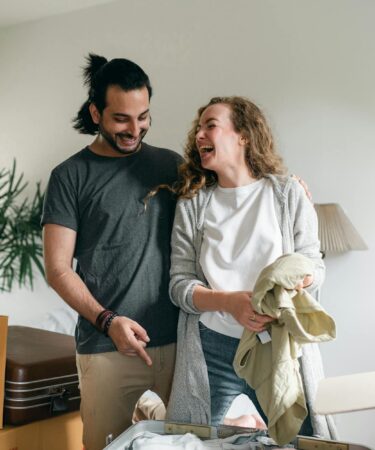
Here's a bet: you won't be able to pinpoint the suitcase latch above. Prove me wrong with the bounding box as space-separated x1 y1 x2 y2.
296 437 349 450
49 387 70 414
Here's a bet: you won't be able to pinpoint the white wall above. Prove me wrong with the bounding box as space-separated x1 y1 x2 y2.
0 0 374 445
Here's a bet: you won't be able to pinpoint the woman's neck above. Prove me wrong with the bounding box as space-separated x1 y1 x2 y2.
217 167 257 188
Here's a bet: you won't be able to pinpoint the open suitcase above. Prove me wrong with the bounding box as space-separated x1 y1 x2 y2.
3 326 80 425
104 420 374 450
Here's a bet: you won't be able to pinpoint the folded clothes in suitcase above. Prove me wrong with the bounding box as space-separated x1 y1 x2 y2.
3 326 80 425
103 420 374 450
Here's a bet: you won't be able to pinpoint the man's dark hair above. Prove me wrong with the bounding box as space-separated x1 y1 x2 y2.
73 53 152 135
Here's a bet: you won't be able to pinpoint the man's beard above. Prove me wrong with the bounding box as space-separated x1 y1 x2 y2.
99 124 148 156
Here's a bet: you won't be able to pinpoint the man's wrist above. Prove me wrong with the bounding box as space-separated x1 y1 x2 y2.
95 309 119 336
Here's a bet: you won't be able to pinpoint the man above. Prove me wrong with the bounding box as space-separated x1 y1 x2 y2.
42 54 182 450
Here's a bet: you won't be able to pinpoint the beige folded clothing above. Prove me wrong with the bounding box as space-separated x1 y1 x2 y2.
233 253 336 445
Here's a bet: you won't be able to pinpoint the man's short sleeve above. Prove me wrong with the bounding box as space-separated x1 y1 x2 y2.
41 170 79 231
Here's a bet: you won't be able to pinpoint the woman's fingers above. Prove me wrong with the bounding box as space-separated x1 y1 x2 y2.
303 275 313 288
295 275 314 291
243 308 274 332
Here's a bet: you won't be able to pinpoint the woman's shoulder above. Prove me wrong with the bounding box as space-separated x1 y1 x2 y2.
176 185 216 227
266 174 304 197
177 185 216 208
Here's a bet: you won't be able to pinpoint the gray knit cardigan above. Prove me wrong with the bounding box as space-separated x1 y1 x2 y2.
166 175 337 440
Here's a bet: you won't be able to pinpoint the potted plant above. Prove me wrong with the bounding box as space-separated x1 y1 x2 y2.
0 160 45 292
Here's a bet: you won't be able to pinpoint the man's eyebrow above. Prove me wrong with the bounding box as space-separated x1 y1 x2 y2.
113 109 150 118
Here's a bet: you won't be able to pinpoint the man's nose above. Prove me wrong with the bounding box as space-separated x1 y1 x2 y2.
128 121 140 137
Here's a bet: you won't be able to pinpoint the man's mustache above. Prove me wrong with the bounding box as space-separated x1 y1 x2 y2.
117 129 147 139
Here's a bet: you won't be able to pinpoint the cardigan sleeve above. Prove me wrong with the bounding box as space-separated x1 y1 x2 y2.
169 197 207 314
289 179 325 293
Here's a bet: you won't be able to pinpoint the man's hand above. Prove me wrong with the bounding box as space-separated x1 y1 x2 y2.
292 174 312 202
108 316 152 366
224 291 273 332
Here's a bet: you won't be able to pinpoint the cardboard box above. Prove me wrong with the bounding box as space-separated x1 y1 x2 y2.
0 315 8 429
0 411 83 450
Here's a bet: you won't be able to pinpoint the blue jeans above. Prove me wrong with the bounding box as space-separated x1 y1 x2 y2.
199 322 313 436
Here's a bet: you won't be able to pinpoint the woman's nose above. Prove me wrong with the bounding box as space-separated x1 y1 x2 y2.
196 129 204 142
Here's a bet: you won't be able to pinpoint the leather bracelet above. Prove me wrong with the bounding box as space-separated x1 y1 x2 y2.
103 312 119 337
95 309 112 332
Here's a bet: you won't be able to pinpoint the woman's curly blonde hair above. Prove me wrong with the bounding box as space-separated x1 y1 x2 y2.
175 96 285 199
144 96 286 208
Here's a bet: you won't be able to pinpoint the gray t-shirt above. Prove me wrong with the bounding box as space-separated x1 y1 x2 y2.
42 143 182 354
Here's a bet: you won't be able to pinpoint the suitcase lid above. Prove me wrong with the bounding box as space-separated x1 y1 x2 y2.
6 326 77 383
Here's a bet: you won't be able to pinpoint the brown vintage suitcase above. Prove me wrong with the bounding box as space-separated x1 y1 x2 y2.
3 326 80 425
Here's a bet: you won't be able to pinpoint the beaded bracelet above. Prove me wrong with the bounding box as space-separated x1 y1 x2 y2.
103 312 119 337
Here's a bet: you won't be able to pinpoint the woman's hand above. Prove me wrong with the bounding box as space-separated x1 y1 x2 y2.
192 286 274 331
224 291 273 332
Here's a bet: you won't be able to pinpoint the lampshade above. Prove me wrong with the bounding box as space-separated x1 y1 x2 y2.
314 203 368 254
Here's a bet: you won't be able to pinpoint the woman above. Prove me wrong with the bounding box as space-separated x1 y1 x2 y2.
166 96 336 439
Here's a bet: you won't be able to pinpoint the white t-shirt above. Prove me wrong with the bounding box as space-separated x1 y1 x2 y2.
199 178 283 338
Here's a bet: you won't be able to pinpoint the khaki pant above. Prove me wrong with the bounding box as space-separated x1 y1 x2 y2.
76 343 176 450
132 393 167 422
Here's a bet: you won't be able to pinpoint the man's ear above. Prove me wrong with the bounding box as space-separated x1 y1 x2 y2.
89 103 101 125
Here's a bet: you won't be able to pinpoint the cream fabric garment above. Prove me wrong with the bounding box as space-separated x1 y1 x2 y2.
233 253 336 446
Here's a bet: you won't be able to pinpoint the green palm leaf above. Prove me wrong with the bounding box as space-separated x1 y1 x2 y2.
0 159 45 292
